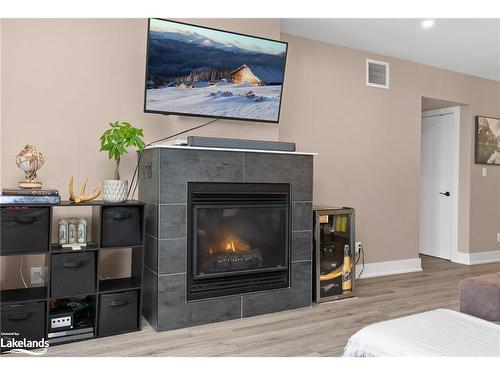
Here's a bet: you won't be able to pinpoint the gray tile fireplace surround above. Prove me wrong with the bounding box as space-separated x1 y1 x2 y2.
138 145 315 331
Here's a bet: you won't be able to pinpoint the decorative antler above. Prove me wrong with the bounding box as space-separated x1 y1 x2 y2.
69 176 101 204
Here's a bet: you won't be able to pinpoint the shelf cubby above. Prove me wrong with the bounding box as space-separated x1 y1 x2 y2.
0 253 49 303
98 246 143 294
98 204 144 249
1 206 52 255
47 294 97 345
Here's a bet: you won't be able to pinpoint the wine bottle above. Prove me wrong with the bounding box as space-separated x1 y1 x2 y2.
342 244 352 291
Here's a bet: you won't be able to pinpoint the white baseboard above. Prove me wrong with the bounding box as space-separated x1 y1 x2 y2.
356 258 422 279
468 250 500 265
451 251 471 265
450 250 500 265
354 252 499 280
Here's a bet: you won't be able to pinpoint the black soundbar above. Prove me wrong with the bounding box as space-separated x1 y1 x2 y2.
187 136 296 152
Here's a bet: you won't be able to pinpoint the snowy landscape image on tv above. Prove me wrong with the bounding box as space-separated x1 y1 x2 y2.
144 19 288 122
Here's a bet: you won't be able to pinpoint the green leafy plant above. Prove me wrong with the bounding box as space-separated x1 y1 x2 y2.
100 121 145 180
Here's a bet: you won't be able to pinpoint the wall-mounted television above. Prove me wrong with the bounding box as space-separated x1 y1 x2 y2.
144 18 288 123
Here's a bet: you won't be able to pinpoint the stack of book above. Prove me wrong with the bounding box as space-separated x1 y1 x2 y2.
0 187 61 204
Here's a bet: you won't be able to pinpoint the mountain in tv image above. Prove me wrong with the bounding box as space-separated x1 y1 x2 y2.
145 20 287 122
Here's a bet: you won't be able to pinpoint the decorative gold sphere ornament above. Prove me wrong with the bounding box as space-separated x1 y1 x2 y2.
16 145 45 189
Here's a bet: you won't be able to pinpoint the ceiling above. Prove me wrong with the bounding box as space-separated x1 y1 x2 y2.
280 19 500 81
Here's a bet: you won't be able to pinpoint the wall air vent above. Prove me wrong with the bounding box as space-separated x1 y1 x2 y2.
366 59 390 89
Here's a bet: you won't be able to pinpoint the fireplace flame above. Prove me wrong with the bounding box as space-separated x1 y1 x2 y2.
203 233 264 270
224 240 238 252
210 234 251 254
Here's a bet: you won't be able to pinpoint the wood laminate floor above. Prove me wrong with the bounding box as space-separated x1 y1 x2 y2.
43 255 500 357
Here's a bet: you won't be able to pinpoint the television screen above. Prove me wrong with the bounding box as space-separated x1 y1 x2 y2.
144 19 288 123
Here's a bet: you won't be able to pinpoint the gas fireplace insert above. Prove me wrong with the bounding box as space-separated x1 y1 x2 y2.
187 182 291 300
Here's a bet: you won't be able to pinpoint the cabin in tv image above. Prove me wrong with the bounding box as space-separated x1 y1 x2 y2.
230 64 283 85
144 19 288 122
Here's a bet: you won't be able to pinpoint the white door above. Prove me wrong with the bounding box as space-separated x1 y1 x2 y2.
419 112 454 260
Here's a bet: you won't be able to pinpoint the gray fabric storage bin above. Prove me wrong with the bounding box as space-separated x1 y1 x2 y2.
1 301 46 351
1 207 50 254
51 252 96 297
98 290 138 336
101 206 142 247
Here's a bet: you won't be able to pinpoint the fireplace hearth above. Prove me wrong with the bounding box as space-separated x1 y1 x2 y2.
188 182 290 300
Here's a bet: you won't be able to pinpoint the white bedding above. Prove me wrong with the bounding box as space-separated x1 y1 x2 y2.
343 309 500 357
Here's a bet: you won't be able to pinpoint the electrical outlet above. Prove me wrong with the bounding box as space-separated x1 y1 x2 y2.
30 267 44 286
355 241 362 254
497 233 500 242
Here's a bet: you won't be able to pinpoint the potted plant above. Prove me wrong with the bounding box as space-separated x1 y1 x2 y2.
100 121 145 202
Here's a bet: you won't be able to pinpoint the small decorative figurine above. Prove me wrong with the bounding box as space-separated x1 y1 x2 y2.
77 218 87 245
58 217 88 250
58 219 68 245
68 176 101 204
67 218 78 245
16 145 44 189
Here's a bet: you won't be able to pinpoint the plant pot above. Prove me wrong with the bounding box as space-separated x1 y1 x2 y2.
102 180 128 203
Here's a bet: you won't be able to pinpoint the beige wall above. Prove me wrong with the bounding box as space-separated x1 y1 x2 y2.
1 20 500 287
1 19 280 193
280 33 500 262
0 18 280 289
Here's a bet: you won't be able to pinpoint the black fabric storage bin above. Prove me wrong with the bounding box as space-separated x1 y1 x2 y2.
51 252 96 297
101 206 142 247
1 302 46 351
98 290 138 336
1 207 50 254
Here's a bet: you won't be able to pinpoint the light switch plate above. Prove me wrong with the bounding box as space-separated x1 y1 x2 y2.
482 167 487 177
497 233 500 242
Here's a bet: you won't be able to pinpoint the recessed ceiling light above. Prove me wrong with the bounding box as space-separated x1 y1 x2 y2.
421 19 435 29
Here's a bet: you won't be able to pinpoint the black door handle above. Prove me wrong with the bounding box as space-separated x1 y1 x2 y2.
439 191 451 197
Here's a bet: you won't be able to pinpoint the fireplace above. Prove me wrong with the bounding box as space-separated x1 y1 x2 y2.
140 146 314 330
187 182 291 300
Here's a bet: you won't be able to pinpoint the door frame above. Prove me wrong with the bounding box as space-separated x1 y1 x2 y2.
420 106 461 262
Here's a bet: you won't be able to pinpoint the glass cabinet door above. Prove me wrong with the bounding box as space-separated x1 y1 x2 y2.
317 212 353 299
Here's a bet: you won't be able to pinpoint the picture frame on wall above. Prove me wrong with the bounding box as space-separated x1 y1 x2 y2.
475 115 500 165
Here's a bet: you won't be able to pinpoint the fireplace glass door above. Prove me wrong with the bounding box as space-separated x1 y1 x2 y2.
194 206 288 278
187 182 291 300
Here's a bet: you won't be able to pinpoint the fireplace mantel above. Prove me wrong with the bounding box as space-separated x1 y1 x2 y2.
145 143 318 156
139 144 314 331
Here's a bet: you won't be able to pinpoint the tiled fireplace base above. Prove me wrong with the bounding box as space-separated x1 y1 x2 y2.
139 145 314 331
